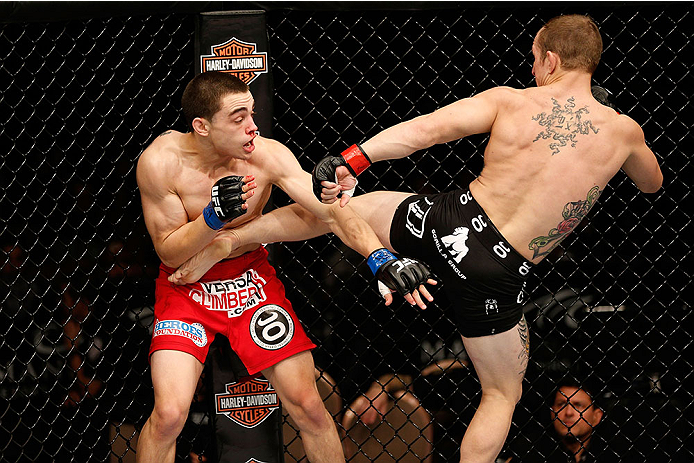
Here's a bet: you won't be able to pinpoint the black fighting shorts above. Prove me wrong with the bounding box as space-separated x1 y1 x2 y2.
390 190 534 337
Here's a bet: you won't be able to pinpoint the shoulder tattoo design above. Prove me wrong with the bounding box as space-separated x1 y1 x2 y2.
528 186 602 258
532 97 599 155
158 130 172 138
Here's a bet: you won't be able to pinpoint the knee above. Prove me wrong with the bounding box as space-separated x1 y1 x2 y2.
149 401 190 437
284 390 330 429
504 382 523 405
484 383 523 408
511 383 523 404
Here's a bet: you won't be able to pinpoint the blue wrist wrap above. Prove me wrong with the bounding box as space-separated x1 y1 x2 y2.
202 201 225 230
367 248 396 275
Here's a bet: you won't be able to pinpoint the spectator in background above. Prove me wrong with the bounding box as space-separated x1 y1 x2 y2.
548 379 604 462
59 286 104 408
503 376 621 463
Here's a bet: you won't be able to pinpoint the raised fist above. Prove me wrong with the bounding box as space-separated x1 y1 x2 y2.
203 175 254 230
311 144 371 203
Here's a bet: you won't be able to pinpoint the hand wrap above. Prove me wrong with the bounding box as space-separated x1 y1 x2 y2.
311 144 371 201
202 175 247 230
367 248 433 297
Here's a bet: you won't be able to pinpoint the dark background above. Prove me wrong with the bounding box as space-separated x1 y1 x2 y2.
1 2 691 462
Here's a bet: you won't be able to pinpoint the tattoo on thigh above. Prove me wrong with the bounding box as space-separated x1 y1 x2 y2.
528 186 601 258
517 315 530 377
532 97 599 156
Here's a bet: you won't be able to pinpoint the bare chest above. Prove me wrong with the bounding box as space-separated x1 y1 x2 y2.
174 167 272 222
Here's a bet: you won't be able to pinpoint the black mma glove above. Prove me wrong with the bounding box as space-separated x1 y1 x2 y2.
367 248 433 297
311 144 372 201
202 175 248 230
591 85 619 113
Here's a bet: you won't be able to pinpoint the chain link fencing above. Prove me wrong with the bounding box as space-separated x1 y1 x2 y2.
1 3 691 462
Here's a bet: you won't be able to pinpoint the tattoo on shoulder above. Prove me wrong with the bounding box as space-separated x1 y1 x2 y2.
528 186 602 258
532 97 599 155
158 131 172 138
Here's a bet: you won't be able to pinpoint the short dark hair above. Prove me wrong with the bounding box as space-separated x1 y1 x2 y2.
537 14 603 74
181 72 249 129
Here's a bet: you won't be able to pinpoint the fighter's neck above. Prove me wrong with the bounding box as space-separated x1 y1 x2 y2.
540 71 593 94
183 132 248 172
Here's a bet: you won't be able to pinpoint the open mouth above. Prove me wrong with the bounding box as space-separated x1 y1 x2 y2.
243 135 256 151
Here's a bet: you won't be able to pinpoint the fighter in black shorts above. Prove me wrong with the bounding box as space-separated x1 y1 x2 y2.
172 14 661 462
390 190 534 337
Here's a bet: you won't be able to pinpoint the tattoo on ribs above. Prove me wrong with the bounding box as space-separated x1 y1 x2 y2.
532 97 599 155
517 315 529 377
528 186 601 259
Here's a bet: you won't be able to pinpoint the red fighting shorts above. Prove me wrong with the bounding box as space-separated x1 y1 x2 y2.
149 246 316 375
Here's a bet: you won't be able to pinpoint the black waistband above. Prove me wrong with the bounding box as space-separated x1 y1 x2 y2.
459 190 535 272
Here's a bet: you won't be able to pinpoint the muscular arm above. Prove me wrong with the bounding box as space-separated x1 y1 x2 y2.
169 143 437 308
136 147 218 268
316 88 504 203
620 117 663 193
167 203 328 286
360 88 502 162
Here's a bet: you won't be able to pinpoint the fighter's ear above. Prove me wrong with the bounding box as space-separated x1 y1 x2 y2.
546 50 561 73
594 406 604 424
192 117 209 136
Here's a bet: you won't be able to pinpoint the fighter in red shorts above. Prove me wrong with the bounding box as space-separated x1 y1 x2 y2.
151 246 316 376
135 71 435 463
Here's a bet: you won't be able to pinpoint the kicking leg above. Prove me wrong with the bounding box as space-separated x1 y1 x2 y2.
233 191 414 252
459 316 529 463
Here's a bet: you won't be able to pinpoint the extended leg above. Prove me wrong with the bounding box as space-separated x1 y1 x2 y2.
236 191 413 251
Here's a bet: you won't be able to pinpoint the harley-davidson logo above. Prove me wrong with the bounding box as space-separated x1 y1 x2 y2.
200 37 268 85
215 378 279 428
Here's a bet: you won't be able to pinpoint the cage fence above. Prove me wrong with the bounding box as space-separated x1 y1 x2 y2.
1 3 691 462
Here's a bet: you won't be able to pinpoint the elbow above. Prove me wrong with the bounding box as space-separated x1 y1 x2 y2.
639 183 661 194
156 248 184 269
160 256 183 269
639 172 663 194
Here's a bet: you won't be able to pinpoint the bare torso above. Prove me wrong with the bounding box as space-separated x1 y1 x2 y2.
139 131 280 260
469 85 633 263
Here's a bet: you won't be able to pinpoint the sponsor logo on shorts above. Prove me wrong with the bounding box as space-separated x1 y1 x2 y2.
485 298 499 315
189 270 267 318
518 261 532 277
405 197 434 238
432 229 466 280
459 191 473 206
153 319 207 347
215 378 279 428
200 37 268 85
440 227 470 264
492 241 512 260
250 305 294 350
